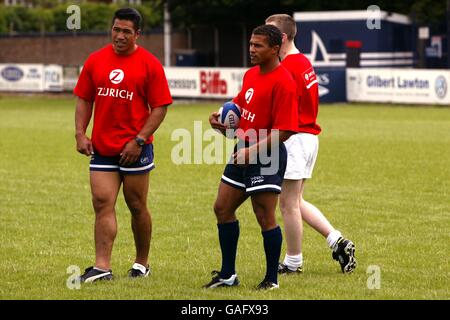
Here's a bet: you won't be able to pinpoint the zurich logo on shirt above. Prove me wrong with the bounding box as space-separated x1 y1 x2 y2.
109 69 124 84
245 88 254 104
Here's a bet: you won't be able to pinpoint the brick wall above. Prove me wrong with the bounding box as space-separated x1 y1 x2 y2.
0 32 187 66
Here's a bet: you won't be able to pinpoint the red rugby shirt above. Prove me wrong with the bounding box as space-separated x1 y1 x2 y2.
74 44 172 156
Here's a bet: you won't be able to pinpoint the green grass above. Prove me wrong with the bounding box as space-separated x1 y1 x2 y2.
0 95 449 300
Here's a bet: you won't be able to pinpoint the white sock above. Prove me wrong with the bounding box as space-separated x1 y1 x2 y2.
93 267 110 272
327 230 342 249
283 253 303 271
132 263 147 274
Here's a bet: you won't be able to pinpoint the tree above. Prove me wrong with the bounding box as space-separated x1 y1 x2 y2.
167 0 446 33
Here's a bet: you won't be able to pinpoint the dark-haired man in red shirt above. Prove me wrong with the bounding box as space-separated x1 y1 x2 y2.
74 8 172 283
207 25 298 290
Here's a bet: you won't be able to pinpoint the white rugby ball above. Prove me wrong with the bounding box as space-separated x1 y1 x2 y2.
218 101 241 129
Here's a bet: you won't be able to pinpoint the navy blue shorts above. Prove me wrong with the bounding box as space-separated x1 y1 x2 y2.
89 144 155 175
221 142 287 195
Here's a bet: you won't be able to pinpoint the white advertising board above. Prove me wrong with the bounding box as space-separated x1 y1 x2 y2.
0 64 44 92
347 68 450 105
0 64 64 92
165 67 245 99
43 65 63 92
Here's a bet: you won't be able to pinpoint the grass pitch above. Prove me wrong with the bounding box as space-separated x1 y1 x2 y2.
0 95 449 300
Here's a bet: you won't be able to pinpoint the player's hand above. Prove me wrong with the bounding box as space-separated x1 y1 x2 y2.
119 140 141 166
76 134 94 156
209 112 227 132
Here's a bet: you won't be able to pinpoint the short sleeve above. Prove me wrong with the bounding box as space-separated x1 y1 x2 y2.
232 71 247 107
73 57 96 102
146 61 173 109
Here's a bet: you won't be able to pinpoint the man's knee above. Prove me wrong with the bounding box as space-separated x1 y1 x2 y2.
279 196 289 213
125 196 147 216
279 196 299 216
213 201 226 217
213 201 234 222
254 210 276 230
92 194 115 214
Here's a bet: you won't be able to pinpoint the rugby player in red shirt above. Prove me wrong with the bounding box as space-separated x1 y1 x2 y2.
207 25 298 290
266 14 356 274
74 8 172 283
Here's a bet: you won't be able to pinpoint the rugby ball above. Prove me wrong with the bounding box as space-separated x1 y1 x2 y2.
218 101 241 129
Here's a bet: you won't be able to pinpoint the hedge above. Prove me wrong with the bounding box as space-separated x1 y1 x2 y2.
0 2 163 34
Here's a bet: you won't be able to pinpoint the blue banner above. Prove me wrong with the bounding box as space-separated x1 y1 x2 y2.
315 68 346 103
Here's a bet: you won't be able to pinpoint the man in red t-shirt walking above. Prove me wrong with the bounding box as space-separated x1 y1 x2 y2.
74 8 172 283
207 25 298 290
266 14 356 274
